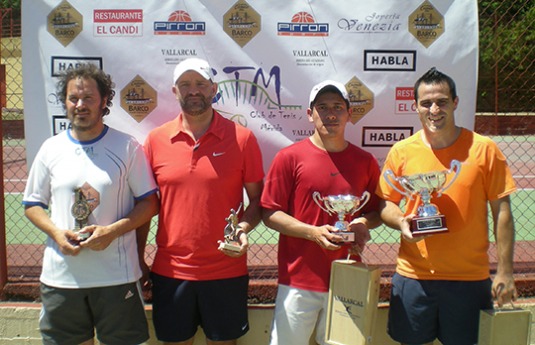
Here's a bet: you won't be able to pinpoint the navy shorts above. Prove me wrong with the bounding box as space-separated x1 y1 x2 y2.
388 273 492 345
151 273 249 342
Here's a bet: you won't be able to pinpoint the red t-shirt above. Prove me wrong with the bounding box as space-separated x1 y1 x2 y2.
261 138 381 292
144 111 264 280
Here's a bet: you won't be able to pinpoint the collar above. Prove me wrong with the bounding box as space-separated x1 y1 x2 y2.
169 110 226 141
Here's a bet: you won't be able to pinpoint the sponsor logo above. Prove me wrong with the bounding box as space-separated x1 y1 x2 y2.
409 0 444 48
94 9 143 37
160 47 199 65
51 56 102 77
337 12 402 34
47 0 83 47
154 10 206 35
346 77 374 124
53 115 71 135
278 12 329 37
364 50 416 71
395 87 417 114
223 0 261 47
362 127 413 147
120 75 158 122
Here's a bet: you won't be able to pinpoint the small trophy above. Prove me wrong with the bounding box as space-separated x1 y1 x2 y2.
384 160 461 236
218 203 243 253
71 188 92 240
312 192 370 242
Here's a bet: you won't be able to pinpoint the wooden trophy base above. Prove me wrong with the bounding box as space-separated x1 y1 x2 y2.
411 214 449 236
218 242 241 252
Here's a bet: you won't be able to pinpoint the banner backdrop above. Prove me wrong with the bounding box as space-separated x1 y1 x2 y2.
22 0 478 169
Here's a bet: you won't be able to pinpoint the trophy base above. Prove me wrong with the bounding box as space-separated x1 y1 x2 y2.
333 231 355 243
218 242 241 253
411 215 448 236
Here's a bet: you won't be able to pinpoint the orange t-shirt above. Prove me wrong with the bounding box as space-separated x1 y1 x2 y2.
376 129 516 280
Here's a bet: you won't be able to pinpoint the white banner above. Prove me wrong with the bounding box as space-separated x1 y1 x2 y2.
22 0 478 170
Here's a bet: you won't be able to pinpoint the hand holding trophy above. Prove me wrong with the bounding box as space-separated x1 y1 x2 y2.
312 192 370 242
218 202 243 253
384 159 461 236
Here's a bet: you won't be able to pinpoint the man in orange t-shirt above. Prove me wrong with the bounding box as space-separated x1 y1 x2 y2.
376 67 517 345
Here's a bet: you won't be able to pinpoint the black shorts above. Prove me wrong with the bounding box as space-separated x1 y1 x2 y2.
40 282 149 345
388 273 492 345
151 273 249 342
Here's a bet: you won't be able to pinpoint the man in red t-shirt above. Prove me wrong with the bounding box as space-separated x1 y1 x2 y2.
261 80 382 345
143 58 264 345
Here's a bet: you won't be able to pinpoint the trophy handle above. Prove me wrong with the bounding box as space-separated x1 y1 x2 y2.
350 191 370 215
384 170 413 199
312 192 333 215
438 159 462 196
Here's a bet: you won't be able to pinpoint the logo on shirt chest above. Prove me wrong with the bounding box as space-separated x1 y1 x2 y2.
75 146 96 158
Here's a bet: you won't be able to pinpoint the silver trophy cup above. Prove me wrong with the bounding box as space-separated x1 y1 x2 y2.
312 192 370 242
384 159 461 235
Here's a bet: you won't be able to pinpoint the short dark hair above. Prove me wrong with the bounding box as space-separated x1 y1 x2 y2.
56 64 115 116
414 67 457 102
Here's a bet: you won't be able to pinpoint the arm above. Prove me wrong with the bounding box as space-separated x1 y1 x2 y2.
24 205 82 256
262 208 343 251
237 180 264 234
136 219 153 290
349 211 382 254
490 195 517 306
79 192 159 251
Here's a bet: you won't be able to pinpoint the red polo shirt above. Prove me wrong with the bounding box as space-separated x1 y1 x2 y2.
144 111 264 280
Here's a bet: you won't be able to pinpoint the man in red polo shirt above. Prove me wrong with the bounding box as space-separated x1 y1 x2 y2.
143 58 264 345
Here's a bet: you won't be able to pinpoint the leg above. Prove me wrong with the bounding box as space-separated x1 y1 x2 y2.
387 274 439 345
90 282 149 345
39 284 96 345
269 285 325 345
436 279 492 345
198 275 249 342
151 273 201 343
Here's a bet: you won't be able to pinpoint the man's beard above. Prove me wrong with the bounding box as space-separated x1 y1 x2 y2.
180 95 211 116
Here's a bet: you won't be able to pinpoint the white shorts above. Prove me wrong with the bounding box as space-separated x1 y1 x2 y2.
269 284 329 345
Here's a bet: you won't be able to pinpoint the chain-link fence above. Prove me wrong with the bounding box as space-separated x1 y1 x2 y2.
2 2 534 301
